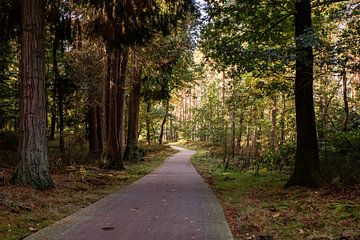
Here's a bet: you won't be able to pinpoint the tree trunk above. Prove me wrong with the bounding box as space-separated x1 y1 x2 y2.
230 107 236 158
51 2 65 159
49 103 56 141
146 101 151 145
12 0 54 189
117 47 129 159
159 102 169 145
102 51 110 158
49 0 58 143
58 86 65 155
279 94 286 148
246 124 251 156
88 102 99 162
106 47 123 170
287 0 320 187
235 112 244 156
124 50 141 162
342 68 349 131
96 105 104 153
270 97 277 152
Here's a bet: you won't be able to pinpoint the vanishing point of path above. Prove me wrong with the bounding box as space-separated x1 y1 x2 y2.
26 146 233 240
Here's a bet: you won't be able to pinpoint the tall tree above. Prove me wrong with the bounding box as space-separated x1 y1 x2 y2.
286 0 320 187
124 49 142 162
89 0 194 169
12 0 53 189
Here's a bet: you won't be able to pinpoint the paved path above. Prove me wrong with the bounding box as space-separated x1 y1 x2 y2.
26 146 233 240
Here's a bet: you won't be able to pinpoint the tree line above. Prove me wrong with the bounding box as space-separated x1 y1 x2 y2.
0 0 197 189
176 0 359 187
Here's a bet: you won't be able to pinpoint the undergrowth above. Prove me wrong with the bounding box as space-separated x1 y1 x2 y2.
192 149 360 240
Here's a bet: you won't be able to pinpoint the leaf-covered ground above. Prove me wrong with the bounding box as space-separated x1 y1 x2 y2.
0 145 176 240
192 150 360 240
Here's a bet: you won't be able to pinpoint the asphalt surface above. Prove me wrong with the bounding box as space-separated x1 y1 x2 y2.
26 146 233 240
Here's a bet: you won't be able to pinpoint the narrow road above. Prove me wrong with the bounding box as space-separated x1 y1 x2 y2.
26 146 233 240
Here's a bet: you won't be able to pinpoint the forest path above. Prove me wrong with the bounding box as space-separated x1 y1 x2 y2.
26 146 233 240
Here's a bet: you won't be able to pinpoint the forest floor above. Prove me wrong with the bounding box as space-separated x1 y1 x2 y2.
0 145 176 240
186 143 360 240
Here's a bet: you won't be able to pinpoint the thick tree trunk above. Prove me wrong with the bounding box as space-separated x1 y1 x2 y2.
106 47 123 170
287 0 320 187
159 102 169 145
116 47 129 159
12 0 54 189
124 50 141 162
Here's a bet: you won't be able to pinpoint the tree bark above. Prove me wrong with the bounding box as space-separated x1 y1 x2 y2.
230 107 236 158
235 112 244 156
106 46 123 169
88 102 99 162
146 100 152 145
270 97 277 152
96 105 104 153
12 0 54 189
51 1 65 158
286 0 320 187
159 102 169 145
58 83 65 156
117 47 129 159
279 94 286 148
124 50 141 162
102 51 110 158
49 103 56 141
342 68 349 131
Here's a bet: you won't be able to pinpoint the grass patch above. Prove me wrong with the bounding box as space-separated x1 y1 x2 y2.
192 149 360 240
0 144 176 240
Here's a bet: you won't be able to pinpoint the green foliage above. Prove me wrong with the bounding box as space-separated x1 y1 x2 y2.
173 0 360 182
200 0 294 76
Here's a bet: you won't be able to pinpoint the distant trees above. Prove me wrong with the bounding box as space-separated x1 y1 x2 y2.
181 0 360 186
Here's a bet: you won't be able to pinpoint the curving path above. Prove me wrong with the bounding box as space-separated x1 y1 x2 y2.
26 146 233 240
